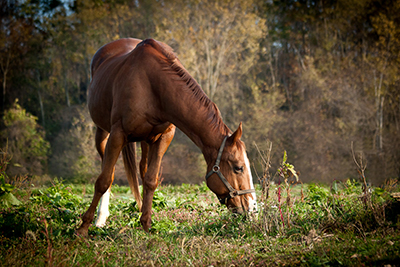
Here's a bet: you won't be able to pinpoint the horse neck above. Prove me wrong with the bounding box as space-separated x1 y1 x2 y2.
163 88 230 163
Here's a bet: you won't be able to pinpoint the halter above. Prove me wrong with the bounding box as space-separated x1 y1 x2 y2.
205 137 256 205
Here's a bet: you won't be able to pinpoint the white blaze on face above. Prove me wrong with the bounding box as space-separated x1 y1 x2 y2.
244 151 258 212
95 187 111 227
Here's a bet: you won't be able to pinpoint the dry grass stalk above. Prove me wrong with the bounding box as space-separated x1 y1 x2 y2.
253 141 272 202
253 141 273 233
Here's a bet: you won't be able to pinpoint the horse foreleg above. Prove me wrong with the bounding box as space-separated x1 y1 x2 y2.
140 126 175 232
96 187 112 227
76 124 125 236
93 128 114 227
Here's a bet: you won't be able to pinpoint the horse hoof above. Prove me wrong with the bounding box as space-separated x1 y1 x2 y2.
75 227 88 237
94 212 109 228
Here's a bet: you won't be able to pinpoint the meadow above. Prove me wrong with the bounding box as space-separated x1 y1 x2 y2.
0 175 399 266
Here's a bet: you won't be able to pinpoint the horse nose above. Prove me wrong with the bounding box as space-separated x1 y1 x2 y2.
231 206 244 214
248 200 258 213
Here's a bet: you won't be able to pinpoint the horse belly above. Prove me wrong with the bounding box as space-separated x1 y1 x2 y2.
88 81 113 132
121 109 172 143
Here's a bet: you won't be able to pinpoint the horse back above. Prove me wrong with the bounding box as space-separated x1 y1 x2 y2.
89 38 175 139
91 38 142 77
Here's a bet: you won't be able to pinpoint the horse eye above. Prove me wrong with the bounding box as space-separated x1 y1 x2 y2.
234 166 244 174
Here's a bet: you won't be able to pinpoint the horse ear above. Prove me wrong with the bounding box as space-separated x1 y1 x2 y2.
228 122 242 144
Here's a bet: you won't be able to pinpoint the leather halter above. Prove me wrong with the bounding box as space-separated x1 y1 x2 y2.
205 137 256 205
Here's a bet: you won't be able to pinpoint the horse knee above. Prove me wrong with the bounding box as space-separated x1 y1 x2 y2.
95 174 112 195
143 177 158 191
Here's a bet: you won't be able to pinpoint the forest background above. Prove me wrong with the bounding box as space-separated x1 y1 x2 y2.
1 0 399 186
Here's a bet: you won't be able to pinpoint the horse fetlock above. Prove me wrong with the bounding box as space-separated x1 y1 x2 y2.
95 210 109 227
140 214 151 232
76 223 90 236
82 210 95 224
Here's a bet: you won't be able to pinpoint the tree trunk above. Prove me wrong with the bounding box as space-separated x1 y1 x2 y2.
374 71 384 152
38 89 45 127
1 51 10 113
36 71 45 127
64 70 70 107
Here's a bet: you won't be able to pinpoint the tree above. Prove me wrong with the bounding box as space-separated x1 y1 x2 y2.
157 0 266 118
254 0 400 183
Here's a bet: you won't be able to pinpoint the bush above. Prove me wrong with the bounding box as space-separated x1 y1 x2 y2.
0 179 84 238
0 99 50 177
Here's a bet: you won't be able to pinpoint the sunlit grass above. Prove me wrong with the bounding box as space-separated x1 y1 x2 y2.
0 179 399 266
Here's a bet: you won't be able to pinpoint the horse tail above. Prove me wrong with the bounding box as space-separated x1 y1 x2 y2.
122 143 143 211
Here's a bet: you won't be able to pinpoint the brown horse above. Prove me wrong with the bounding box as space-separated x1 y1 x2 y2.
76 38 257 235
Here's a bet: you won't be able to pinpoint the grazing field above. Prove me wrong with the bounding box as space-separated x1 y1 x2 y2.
0 178 399 266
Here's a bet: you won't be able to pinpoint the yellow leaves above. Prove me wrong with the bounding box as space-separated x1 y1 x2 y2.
155 0 266 102
369 3 400 61
112 34 120 41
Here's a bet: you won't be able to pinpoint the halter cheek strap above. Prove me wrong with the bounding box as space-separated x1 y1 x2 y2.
205 137 256 205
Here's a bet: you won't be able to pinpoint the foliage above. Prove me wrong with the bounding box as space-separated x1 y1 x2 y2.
0 100 50 177
0 181 21 208
277 150 298 182
157 0 266 104
0 0 399 183
0 147 21 207
0 178 83 239
0 180 399 266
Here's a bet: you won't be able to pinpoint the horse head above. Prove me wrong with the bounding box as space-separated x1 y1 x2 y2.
205 123 257 213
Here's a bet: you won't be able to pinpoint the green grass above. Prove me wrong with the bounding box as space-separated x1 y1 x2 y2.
0 179 399 266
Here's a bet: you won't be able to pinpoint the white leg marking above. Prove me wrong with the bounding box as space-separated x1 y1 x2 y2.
244 151 258 212
95 187 111 227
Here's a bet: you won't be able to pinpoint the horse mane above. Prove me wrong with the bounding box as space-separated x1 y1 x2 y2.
139 39 231 135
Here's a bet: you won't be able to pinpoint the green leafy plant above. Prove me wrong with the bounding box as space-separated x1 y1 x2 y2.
0 176 21 207
1 100 50 177
277 151 298 183
0 147 21 207
306 183 330 208
276 151 299 228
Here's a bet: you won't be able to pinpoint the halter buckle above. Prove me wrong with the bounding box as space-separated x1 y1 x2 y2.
229 190 239 198
212 165 220 172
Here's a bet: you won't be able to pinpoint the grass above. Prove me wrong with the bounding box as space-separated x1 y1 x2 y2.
0 177 399 266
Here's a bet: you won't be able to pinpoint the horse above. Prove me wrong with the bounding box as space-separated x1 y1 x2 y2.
76 38 257 235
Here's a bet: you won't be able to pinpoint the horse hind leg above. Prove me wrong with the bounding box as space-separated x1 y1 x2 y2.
140 125 175 232
76 124 125 236
140 141 149 179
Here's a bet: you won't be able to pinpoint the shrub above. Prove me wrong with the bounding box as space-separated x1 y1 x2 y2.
0 147 22 207
0 179 84 238
0 100 50 177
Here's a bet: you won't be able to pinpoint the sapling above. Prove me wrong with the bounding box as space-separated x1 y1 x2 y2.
276 151 299 228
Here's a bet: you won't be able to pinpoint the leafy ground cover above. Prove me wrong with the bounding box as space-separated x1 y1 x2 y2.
0 177 399 266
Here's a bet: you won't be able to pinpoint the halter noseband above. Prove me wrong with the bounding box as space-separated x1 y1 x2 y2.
205 137 256 205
